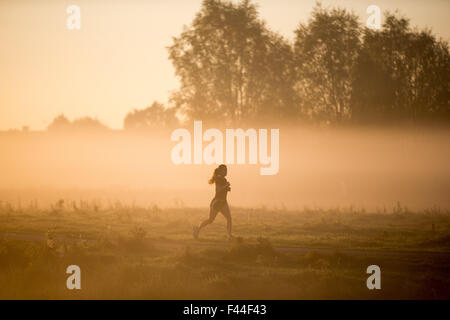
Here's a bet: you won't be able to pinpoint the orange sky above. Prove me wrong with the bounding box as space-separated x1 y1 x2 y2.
1 0 449 130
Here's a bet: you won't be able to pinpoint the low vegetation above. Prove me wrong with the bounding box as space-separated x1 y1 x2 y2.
0 201 449 299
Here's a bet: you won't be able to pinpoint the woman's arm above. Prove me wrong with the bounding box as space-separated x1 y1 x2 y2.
216 180 231 192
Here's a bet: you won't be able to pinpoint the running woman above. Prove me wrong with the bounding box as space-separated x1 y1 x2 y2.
193 164 232 240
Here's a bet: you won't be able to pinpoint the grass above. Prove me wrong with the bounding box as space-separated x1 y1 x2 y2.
0 201 449 299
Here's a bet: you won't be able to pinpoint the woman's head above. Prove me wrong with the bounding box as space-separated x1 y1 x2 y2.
208 164 227 184
217 164 227 176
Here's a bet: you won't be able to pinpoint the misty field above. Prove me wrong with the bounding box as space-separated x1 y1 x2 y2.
1 0 450 302
1 202 449 299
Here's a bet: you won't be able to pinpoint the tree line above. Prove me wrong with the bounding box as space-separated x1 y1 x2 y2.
50 0 450 131
167 0 449 126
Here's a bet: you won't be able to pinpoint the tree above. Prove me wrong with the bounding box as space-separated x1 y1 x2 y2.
294 4 361 123
71 117 109 131
47 114 71 131
168 0 299 125
123 101 179 130
351 13 450 123
47 114 109 132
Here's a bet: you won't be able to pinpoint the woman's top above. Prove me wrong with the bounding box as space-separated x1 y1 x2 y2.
214 175 230 201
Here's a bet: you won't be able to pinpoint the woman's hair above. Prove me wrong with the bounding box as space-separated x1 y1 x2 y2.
208 164 227 184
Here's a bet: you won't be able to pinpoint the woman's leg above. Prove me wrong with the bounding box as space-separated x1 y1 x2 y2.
220 202 232 238
194 200 219 238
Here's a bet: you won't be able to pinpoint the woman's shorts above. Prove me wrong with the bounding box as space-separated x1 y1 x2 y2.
209 199 230 220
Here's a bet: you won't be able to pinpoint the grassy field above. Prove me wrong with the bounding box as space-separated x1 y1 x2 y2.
0 201 449 299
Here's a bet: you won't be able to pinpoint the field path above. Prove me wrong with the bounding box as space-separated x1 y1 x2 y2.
1 231 449 259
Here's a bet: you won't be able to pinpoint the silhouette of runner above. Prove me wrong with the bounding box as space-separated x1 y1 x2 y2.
193 164 232 240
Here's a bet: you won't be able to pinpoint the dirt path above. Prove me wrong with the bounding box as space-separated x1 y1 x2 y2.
2 231 449 259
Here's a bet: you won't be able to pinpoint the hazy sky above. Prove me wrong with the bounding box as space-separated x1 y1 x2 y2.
0 0 449 130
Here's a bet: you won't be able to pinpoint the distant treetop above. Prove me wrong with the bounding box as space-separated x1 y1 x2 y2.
47 114 110 132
